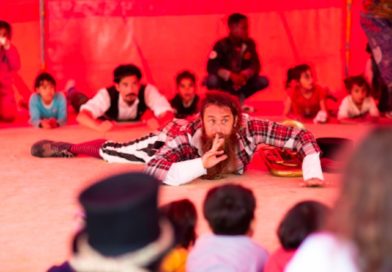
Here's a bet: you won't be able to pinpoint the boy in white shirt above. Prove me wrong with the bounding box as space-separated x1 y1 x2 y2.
338 75 379 123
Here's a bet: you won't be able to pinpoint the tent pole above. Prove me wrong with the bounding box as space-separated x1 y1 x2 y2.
40 0 46 69
345 0 352 77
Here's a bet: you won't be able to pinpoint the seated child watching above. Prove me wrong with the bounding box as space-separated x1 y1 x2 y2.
160 199 197 272
170 71 200 120
265 200 330 272
338 75 379 123
29 72 67 128
284 64 328 123
187 184 268 272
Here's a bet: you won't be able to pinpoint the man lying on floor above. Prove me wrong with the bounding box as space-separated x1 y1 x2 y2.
31 91 324 187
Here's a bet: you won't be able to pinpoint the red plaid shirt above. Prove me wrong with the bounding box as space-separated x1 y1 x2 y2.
146 114 320 181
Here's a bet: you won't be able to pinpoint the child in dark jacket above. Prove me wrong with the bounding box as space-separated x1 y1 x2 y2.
170 71 200 120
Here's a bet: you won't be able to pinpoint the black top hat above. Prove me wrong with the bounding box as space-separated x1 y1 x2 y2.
70 172 174 272
316 137 353 172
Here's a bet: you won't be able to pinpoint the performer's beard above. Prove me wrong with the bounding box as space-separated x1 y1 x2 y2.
201 130 238 180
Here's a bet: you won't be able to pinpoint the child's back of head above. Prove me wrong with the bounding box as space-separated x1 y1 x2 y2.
161 199 197 249
278 200 330 250
203 184 256 235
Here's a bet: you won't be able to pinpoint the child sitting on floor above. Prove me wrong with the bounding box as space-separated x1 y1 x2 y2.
187 184 268 272
170 71 200 120
283 64 328 123
338 75 379 123
29 72 67 128
264 200 330 272
160 199 197 272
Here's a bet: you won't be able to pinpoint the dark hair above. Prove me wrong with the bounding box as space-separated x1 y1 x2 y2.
285 64 311 88
344 75 371 96
278 200 330 250
200 91 242 131
34 72 56 89
113 64 142 83
0 20 11 38
228 13 248 27
161 199 197 249
328 127 392 272
203 184 256 235
176 70 196 86
365 43 372 54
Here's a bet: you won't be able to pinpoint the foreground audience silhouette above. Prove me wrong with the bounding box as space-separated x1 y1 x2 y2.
47 172 175 272
160 199 197 272
287 127 392 272
187 184 268 272
265 200 330 272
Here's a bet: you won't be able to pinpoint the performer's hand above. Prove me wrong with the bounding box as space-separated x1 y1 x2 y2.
97 120 114 132
300 178 325 187
202 134 228 169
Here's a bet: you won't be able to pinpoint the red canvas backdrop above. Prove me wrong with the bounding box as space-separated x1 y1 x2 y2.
1 0 369 103
0 0 40 100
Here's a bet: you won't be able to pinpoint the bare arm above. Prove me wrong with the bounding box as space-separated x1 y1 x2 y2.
319 99 327 112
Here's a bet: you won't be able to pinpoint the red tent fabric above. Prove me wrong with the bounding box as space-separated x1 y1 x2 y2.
1 0 367 103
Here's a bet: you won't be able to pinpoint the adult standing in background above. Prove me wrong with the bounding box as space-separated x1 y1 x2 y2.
0 20 21 122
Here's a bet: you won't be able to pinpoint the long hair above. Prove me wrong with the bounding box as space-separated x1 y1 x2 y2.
328 127 392 272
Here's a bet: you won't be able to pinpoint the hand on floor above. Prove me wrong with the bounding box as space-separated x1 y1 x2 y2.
300 178 326 187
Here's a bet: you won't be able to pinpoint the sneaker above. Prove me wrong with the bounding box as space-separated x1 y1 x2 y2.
31 140 74 158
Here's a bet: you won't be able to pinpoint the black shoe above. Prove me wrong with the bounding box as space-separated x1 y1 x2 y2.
31 140 74 158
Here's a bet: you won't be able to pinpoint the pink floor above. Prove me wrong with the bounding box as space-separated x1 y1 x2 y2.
0 113 377 271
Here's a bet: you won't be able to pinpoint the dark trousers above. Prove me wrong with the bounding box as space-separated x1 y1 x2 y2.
66 87 89 113
205 74 269 99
